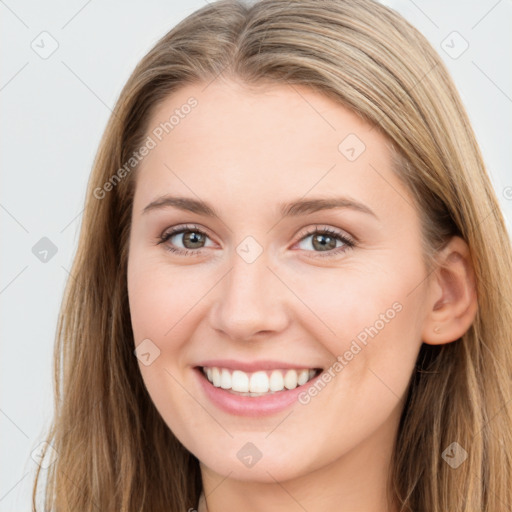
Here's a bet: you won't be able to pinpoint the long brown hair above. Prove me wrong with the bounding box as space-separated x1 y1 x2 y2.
33 0 512 510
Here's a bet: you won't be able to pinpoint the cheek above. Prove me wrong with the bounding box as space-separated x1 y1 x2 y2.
293 261 424 388
127 251 203 344
291 263 406 337
127 255 203 435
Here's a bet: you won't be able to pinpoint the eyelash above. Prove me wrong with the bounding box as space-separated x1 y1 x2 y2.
156 223 356 259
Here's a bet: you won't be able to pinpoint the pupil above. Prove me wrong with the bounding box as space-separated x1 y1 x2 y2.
184 231 204 248
313 234 335 251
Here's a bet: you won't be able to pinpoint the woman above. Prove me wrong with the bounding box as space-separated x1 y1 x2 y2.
32 0 512 511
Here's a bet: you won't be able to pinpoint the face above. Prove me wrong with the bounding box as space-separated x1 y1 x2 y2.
127 79 431 482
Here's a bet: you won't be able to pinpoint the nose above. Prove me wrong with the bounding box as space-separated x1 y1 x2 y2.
208 246 290 342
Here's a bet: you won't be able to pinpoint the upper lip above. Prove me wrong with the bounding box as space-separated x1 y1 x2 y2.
195 359 323 372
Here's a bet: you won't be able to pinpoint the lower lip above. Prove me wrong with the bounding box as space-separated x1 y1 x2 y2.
194 367 322 417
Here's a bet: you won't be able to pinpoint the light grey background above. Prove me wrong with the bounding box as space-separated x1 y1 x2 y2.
1 1 511 510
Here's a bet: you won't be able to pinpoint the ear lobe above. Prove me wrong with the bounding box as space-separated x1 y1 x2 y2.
422 236 478 345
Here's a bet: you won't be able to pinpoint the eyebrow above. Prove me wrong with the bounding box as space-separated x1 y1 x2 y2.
142 195 377 219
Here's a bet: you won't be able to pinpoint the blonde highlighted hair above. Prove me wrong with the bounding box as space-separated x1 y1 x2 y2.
33 0 512 510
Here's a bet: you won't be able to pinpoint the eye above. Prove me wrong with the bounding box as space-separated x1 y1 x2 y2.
294 225 355 258
156 224 355 259
156 224 214 256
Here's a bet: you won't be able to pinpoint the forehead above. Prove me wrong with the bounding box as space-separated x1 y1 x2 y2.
133 79 410 220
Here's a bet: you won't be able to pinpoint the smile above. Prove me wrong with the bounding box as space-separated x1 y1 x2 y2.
194 360 325 416
200 366 321 396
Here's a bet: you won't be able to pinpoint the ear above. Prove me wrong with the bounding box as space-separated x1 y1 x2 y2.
422 236 478 345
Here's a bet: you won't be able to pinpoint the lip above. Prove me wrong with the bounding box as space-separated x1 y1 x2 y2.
193 366 323 417
195 359 322 373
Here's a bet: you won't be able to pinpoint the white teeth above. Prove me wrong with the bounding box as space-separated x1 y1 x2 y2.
211 367 221 387
249 371 269 393
220 368 231 389
202 366 319 394
269 370 284 392
231 370 249 392
297 369 310 386
284 369 298 390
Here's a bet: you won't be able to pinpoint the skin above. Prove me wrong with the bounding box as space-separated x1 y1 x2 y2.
127 78 478 512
